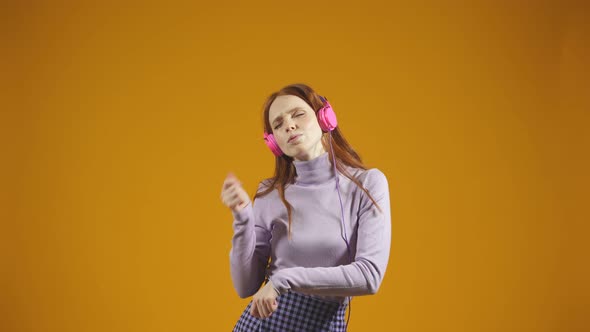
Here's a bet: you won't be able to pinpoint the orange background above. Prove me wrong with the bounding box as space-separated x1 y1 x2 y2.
2 1 589 331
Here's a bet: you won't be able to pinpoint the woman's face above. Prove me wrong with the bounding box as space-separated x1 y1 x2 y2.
268 95 325 161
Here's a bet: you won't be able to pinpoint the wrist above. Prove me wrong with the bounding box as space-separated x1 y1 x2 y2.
269 280 280 296
232 202 252 222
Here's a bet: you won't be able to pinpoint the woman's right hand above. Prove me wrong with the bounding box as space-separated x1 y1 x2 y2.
221 173 251 213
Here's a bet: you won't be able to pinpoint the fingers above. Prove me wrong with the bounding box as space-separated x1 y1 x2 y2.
263 299 277 318
257 299 268 318
250 301 260 318
221 190 241 204
258 299 269 318
222 174 241 190
250 298 277 319
221 189 247 209
236 200 248 210
222 175 243 196
221 173 250 210
250 282 280 319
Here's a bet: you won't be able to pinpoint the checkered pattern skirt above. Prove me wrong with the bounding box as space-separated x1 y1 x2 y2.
233 291 348 332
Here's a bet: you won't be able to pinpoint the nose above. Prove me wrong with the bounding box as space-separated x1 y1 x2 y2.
285 119 297 132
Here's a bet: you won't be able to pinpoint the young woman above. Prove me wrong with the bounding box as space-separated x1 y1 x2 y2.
221 83 391 331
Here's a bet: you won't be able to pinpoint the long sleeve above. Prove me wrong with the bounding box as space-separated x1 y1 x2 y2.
269 169 391 296
229 198 272 298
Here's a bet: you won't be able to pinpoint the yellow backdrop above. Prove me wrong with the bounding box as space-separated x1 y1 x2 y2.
2 1 589 331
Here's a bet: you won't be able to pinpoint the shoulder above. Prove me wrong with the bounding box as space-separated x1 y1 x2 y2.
257 178 274 193
346 167 390 201
348 167 389 187
253 178 278 203
352 169 391 212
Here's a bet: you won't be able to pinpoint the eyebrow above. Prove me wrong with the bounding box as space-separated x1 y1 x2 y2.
271 107 304 126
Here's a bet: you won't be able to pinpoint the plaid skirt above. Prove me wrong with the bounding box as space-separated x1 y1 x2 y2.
233 291 348 332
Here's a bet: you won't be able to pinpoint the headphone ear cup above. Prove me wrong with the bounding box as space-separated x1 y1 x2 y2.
263 132 283 156
317 101 338 132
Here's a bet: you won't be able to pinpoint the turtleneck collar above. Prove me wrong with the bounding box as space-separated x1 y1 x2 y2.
292 152 335 186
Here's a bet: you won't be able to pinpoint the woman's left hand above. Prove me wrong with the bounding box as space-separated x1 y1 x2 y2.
250 280 279 319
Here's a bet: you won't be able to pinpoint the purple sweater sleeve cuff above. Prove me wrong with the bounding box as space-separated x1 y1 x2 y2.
269 272 289 295
232 202 252 225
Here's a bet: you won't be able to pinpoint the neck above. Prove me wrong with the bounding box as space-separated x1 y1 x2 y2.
292 152 335 185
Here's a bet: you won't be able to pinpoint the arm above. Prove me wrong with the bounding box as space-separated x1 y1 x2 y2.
229 198 272 298
269 169 391 296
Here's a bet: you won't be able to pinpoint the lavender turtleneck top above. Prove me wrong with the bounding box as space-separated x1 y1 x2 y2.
229 152 391 302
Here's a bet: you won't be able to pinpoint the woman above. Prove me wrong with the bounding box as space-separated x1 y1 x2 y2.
221 83 391 331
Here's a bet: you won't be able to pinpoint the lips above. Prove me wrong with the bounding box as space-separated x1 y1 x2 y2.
288 134 301 143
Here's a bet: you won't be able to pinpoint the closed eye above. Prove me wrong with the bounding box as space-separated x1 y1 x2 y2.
273 110 305 130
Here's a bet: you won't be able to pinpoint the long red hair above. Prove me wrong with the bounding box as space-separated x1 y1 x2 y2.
254 83 381 236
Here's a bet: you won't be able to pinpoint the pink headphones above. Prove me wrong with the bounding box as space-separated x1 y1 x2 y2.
263 96 338 157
